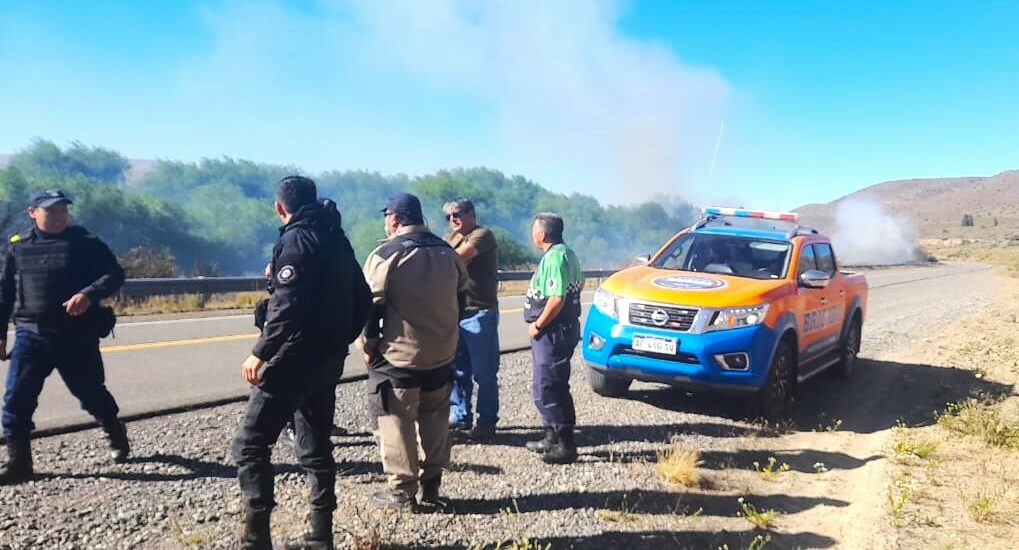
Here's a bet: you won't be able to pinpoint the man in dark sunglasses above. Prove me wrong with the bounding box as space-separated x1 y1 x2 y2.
442 199 501 441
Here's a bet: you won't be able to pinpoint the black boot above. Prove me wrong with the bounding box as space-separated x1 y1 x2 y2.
103 420 130 463
242 509 273 550
541 429 578 465
0 439 33 484
284 511 333 549
419 474 442 506
525 429 558 454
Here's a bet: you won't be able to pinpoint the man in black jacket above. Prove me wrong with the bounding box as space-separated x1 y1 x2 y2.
232 176 371 550
0 190 128 484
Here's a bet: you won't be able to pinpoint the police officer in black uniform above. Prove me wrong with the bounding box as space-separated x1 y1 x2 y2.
232 176 370 550
0 190 129 484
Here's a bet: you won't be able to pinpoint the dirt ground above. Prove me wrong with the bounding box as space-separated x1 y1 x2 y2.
702 272 1019 549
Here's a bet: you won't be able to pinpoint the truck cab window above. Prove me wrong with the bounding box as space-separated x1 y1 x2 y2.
797 244 817 278
815 243 836 277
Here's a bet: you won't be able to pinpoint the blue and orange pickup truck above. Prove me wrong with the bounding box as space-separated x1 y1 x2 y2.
582 207 869 417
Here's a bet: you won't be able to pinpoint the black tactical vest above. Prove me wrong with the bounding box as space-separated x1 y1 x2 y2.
12 228 91 324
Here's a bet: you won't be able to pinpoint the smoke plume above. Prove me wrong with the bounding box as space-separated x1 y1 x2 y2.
339 0 730 202
830 197 918 265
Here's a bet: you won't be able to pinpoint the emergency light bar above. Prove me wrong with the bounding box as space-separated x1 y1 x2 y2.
701 207 799 223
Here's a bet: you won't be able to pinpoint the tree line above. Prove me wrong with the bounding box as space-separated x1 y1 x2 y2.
1 140 698 276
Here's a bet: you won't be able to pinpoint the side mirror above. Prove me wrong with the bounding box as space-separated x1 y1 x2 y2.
799 269 831 289
635 254 651 264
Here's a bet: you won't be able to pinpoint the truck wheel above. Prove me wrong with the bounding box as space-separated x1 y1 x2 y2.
588 368 632 398
750 341 794 419
835 316 862 379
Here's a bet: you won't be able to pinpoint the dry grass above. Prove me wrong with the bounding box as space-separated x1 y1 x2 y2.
467 502 551 550
110 291 266 316
337 507 405 550
594 493 641 524
654 439 703 488
966 493 997 523
934 243 1019 277
112 276 606 318
890 425 940 462
877 276 1019 544
937 399 1019 450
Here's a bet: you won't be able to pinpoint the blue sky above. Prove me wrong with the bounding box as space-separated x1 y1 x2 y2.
1 1 1016 210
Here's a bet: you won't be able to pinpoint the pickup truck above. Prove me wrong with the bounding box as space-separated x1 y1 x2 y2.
582 207 869 418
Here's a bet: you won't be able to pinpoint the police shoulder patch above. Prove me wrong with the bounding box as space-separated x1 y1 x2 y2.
276 264 298 285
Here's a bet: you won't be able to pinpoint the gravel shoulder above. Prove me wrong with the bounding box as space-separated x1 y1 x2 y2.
0 263 1006 549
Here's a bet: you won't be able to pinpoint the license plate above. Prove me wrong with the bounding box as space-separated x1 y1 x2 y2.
632 334 678 355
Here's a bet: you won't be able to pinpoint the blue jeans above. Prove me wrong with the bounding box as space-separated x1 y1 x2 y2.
449 308 500 427
3 327 120 439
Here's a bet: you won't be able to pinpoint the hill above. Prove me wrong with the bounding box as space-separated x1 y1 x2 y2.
796 171 1019 240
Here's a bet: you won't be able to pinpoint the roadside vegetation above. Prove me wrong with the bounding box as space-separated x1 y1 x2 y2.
109 278 607 317
878 278 1019 546
1 139 697 274
928 238 1019 276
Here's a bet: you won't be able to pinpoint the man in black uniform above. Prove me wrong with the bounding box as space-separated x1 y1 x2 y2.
232 176 370 550
0 190 129 484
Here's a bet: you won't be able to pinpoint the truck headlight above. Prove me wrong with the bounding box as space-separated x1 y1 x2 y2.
707 304 769 331
592 288 619 320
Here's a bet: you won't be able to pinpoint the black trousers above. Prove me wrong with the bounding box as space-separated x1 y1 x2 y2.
530 321 580 436
232 353 343 514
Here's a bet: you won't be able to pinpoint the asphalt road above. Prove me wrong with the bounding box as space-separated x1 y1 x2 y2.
2 293 593 432
0 263 990 433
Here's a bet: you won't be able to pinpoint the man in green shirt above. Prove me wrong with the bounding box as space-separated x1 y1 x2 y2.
443 199 501 440
523 212 583 464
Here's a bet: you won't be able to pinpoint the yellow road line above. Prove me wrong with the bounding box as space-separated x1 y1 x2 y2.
101 333 257 353
99 301 592 353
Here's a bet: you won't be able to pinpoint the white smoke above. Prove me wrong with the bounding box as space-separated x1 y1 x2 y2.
336 0 730 202
830 197 918 265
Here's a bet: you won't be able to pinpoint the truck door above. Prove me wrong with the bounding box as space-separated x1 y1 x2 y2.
811 243 844 355
797 242 840 362
795 243 826 361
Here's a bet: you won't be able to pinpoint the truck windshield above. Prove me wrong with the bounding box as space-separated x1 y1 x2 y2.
652 233 792 280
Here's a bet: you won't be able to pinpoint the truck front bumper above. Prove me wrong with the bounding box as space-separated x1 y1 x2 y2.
581 306 779 394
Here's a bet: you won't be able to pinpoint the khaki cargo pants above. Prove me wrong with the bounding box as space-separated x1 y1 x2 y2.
369 364 452 496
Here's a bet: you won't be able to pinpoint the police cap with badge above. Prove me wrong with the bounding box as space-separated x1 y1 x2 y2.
31 189 74 208
9 190 73 245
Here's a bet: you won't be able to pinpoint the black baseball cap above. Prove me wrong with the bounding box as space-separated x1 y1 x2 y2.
30 189 73 208
381 193 424 224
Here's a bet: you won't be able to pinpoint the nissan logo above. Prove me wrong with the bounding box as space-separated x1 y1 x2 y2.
650 309 670 326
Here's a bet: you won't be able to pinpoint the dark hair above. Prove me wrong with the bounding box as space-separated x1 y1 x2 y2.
275 176 317 213
533 212 564 244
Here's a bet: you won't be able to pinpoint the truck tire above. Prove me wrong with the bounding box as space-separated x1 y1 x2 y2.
588 368 632 398
834 315 862 379
750 340 794 419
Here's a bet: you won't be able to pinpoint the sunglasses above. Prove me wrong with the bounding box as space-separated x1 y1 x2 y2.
445 212 463 221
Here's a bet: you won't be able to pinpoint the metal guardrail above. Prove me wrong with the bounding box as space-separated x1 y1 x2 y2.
119 270 617 298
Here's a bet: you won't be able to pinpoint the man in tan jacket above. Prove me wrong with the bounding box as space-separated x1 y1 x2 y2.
361 193 467 509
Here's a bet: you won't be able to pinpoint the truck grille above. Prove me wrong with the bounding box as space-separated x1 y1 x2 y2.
628 302 698 331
